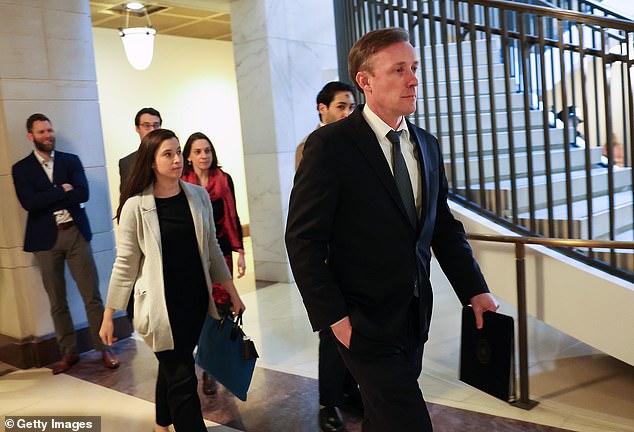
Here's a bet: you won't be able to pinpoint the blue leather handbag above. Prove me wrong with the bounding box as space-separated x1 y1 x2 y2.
195 311 258 401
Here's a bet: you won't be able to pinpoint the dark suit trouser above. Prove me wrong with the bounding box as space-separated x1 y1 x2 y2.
337 299 433 432
319 327 359 407
33 225 104 355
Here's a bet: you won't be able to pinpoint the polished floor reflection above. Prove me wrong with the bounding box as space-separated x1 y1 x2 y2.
1 239 633 431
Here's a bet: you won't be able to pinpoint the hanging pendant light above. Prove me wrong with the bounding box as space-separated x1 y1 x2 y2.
119 3 157 70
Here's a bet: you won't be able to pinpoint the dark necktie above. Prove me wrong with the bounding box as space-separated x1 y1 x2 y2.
386 130 417 229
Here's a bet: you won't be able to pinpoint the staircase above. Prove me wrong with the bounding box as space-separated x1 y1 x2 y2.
417 35 634 274
334 0 634 374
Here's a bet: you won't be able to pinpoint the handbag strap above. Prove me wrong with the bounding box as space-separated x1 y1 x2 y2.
230 312 246 341
234 311 244 328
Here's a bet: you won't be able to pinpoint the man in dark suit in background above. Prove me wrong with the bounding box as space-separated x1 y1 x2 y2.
296 81 361 432
117 107 161 323
285 28 498 431
118 107 162 193
12 113 120 374
296 81 356 171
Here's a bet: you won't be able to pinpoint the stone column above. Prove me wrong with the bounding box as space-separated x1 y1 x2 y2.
0 0 118 367
230 0 338 282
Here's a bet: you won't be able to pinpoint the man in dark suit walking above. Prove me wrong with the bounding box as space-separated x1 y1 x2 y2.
297 81 362 432
12 113 120 375
285 28 498 431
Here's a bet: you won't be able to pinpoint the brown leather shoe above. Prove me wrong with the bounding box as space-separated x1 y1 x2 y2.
51 353 80 375
202 371 218 395
102 348 120 369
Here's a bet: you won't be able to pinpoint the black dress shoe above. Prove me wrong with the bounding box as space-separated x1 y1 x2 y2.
341 391 364 416
202 371 218 395
319 406 345 432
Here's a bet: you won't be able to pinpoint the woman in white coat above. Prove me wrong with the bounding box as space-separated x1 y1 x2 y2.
99 128 245 432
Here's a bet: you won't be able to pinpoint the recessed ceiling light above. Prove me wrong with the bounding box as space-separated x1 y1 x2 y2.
126 2 145 10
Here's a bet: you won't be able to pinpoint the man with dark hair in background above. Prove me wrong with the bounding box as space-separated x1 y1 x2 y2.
12 113 120 375
118 107 162 323
295 81 356 171
286 28 498 431
119 107 162 193
295 81 361 432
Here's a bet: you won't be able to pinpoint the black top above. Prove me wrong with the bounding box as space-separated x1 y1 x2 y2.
155 189 209 350
211 173 243 256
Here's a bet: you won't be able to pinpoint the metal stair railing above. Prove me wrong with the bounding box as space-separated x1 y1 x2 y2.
334 0 634 282
467 233 634 409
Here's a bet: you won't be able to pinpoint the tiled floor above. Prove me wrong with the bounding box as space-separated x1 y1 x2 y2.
1 239 633 431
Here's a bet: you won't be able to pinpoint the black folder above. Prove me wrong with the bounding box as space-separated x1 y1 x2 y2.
459 306 515 402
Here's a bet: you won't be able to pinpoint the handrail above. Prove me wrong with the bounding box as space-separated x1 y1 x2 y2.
512 0 559 8
467 233 634 409
468 233 634 249
573 0 634 23
408 2 632 61
471 0 634 31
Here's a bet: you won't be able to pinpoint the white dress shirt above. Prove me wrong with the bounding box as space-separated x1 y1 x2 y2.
362 105 422 217
33 150 73 224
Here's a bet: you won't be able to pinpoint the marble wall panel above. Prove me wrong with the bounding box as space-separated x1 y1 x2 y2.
43 8 91 41
91 232 115 255
84 166 114 236
0 266 46 338
0 79 99 102
0 174 24 249
0 34 49 79
233 39 277 155
254 260 294 283
280 0 336 47
231 0 336 283
47 38 97 81
230 0 270 45
4 100 103 165
0 269 27 338
0 0 114 342
267 38 296 153
0 3 46 38
287 40 338 149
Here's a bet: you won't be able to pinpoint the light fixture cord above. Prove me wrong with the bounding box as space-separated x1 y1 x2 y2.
144 8 153 28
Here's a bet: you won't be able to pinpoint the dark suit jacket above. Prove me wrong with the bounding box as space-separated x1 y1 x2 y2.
118 150 137 194
285 106 488 345
12 151 92 252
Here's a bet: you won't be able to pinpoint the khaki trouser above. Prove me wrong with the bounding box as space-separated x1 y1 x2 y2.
34 225 104 355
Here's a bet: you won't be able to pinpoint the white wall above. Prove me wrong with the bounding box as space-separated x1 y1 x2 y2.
91 27 249 225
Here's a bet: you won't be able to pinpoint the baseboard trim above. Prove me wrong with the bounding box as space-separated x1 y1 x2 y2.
0 316 132 369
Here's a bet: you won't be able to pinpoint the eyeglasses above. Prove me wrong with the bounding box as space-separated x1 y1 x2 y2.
139 122 161 130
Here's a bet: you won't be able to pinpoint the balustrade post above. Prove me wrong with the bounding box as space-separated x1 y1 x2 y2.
511 241 539 409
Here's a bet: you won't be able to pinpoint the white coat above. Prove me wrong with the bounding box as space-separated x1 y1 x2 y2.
105 180 231 352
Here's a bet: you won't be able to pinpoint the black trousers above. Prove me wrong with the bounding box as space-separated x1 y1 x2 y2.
154 289 207 432
337 299 433 432
319 327 359 407
154 348 206 432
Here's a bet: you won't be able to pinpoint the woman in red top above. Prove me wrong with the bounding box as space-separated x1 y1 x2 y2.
182 132 246 394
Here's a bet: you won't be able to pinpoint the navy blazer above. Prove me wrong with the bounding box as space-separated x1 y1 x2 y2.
285 106 488 345
12 151 92 252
